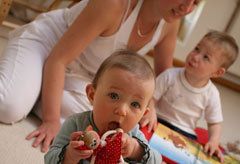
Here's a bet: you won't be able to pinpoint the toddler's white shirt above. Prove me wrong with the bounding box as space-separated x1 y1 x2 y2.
154 68 223 135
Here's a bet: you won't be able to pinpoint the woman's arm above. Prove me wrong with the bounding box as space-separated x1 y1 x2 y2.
153 20 180 76
139 20 180 131
26 0 128 153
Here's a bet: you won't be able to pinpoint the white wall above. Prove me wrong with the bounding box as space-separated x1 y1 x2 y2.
228 10 240 76
174 0 239 76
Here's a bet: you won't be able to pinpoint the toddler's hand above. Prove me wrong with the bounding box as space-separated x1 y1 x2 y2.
204 141 224 163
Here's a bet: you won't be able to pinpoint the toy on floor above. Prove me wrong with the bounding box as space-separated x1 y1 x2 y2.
227 140 240 155
78 126 124 164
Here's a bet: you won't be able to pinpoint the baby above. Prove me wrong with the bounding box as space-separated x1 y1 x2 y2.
45 50 161 163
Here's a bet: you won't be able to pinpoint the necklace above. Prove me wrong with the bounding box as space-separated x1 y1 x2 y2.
137 20 158 38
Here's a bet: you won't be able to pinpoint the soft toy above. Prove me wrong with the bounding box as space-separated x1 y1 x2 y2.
77 130 100 150
78 126 124 164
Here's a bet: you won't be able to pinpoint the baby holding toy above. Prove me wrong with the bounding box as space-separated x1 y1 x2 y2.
45 50 161 163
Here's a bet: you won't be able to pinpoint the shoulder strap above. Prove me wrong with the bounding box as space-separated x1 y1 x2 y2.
120 0 131 25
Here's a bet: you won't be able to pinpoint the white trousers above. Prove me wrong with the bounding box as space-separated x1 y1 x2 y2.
0 9 92 124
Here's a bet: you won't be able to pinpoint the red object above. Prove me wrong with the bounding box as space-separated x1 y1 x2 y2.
195 127 225 153
195 127 209 145
94 132 122 164
140 126 153 141
78 145 90 150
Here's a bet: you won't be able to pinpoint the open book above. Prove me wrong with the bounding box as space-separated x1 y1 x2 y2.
149 123 239 164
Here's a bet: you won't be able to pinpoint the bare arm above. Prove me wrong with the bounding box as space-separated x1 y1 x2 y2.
207 123 221 146
26 0 127 152
153 20 180 76
139 20 180 130
204 123 224 163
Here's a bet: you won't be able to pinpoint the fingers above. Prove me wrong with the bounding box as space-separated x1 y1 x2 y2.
216 148 224 163
70 131 83 141
204 143 218 156
147 119 157 132
41 135 54 153
26 130 40 140
139 117 148 128
209 146 216 156
204 143 224 163
139 117 157 133
204 143 210 154
32 133 46 148
70 140 85 149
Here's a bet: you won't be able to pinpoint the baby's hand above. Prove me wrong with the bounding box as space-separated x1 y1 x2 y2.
121 133 137 158
204 141 224 163
64 132 93 163
121 133 144 161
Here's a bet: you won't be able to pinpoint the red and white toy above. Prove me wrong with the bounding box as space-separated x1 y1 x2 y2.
78 127 124 164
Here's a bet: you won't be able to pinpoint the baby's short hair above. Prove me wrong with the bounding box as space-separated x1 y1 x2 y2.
92 50 155 88
204 30 239 69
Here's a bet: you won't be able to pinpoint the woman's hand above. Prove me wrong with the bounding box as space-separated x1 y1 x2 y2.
26 120 61 153
139 107 157 133
139 98 158 132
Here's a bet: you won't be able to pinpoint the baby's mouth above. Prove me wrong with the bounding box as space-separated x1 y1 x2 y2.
108 121 120 130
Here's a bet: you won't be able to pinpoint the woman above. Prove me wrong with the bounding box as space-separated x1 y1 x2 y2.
0 0 200 152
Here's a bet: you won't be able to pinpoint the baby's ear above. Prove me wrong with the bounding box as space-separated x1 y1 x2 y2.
86 84 95 105
212 67 225 78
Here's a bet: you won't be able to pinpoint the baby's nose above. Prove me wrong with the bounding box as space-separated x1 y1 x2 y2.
115 104 128 116
192 54 201 62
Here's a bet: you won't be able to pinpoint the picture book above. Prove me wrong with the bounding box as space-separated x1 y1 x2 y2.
149 123 240 164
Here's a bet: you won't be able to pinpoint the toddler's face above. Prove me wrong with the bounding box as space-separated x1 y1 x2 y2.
87 68 154 134
185 38 225 80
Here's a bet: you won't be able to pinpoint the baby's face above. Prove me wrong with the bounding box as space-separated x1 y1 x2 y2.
185 38 225 81
88 68 154 134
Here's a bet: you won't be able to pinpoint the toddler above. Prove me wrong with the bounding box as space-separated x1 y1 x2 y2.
154 30 238 162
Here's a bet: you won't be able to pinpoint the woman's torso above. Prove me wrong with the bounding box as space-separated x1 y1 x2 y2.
64 0 165 78
9 0 165 87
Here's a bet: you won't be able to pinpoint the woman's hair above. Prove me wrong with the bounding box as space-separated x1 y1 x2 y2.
204 30 239 69
92 50 155 88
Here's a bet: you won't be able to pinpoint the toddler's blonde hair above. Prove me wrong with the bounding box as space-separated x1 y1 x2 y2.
204 30 239 69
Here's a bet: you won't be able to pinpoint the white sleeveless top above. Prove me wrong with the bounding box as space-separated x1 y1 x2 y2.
9 0 165 92
64 0 165 78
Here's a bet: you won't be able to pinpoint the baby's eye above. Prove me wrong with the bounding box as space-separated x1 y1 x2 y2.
131 101 141 109
108 92 119 100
